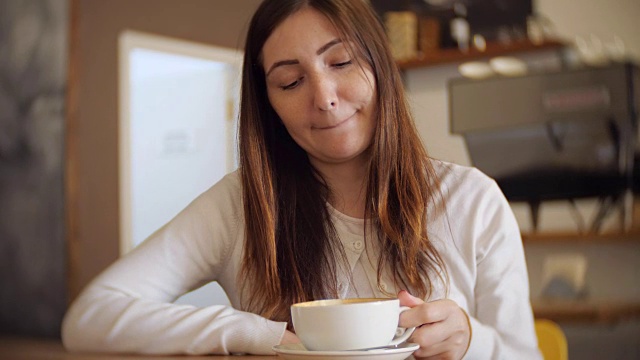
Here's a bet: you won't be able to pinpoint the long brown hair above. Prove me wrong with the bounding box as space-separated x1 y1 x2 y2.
238 0 447 323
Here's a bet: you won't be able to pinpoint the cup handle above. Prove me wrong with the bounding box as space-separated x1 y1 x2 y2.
389 306 416 346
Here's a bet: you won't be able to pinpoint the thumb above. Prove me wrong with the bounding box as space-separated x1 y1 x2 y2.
398 290 424 307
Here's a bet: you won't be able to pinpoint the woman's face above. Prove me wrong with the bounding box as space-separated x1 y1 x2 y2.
262 7 377 170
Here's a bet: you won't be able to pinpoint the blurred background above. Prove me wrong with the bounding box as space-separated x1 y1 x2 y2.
0 0 638 358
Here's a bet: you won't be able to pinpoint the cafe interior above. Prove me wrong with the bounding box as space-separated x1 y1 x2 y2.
1 0 639 359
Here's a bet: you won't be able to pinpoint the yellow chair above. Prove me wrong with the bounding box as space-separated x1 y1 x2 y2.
535 319 568 360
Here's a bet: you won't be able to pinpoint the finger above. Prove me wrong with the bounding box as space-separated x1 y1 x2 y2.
412 312 471 359
398 291 428 329
408 322 450 348
412 332 468 359
401 299 455 329
397 290 424 307
412 337 453 359
280 330 301 345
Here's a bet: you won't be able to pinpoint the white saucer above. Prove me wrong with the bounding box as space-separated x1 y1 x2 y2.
272 342 419 360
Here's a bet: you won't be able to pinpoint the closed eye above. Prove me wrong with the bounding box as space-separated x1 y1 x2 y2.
333 60 352 68
281 77 304 90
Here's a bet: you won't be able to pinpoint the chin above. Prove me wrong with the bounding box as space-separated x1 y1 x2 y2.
322 148 369 164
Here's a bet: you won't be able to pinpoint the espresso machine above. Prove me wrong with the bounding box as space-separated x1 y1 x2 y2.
449 62 639 232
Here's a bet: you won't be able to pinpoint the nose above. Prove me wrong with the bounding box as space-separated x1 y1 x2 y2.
312 75 337 111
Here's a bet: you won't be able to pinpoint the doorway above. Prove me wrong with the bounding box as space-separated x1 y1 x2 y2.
118 30 241 307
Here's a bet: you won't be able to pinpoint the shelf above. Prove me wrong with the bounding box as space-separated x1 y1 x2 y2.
533 299 640 324
396 39 565 70
522 231 640 243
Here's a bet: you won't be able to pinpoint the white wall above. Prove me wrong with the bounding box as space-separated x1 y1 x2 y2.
537 0 640 62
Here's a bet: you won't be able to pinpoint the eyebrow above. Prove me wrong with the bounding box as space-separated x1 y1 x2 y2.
265 38 343 77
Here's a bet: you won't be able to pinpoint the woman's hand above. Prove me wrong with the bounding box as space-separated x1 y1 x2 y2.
279 329 301 345
398 290 471 360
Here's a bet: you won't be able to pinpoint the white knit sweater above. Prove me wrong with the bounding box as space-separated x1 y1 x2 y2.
62 161 541 359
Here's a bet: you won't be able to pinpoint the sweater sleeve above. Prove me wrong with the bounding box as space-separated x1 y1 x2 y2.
61 173 287 355
462 178 541 360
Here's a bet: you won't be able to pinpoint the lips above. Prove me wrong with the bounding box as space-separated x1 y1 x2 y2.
313 113 355 130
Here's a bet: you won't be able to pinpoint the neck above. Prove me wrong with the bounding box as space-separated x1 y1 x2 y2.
311 157 369 219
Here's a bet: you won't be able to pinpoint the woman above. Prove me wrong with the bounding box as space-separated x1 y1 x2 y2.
62 0 541 359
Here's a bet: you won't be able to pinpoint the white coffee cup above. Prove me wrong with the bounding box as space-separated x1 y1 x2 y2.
291 298 415 351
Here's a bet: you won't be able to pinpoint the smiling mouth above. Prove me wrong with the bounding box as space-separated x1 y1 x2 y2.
314 114 355 130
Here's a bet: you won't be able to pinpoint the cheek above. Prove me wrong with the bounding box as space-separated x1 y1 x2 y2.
349 71 376 106
267 91 289 120
266 89 280 115
268 95 303 133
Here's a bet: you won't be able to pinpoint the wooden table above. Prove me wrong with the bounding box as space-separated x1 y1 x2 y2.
533 299 640 324
0 337 276 360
